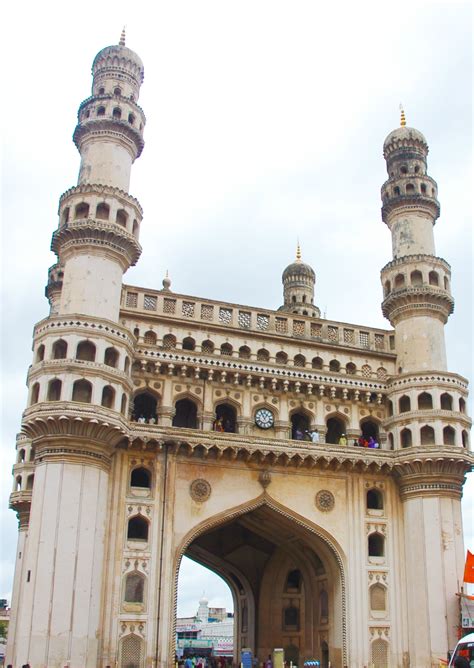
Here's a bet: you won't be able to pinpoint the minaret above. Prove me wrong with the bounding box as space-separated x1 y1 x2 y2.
380 108 454 372
279 244 320 317
49 28 145 322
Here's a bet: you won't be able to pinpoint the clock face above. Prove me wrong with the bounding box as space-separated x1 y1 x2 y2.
255 408 274 430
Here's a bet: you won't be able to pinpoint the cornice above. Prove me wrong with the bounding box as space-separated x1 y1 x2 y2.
386 371 469 392
73 119 144 158
381 196 440 223
380 254 451 275
34 314 135 348
381 286 454 322
28 358 133 389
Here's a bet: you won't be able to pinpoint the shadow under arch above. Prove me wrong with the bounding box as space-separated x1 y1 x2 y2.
170 494 348 666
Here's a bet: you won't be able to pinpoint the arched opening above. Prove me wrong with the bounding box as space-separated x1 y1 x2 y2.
459 397 466 413
133 220 139 237
173 398 198 429
345 362 356 375
62 206 70 224
127 515 149 541
329 359 340 372
119 635 144 668
52 339 68 359
406 183 415 193
462 430 469 448
326 416 345 444
368 532 385 557
444 276 449 290
121 393 127 415
75 202 90 219
133 392 158 423
285 569 301 592
276 351 288 364
128 113 135 125
116 209 128 226
239 345 251 359
429 271 439 286
114 87 121 96
30 382 40 404
401 428 412 448
214 403 237 433
257 348 270 362
36 344 45 362
420 425 435 445
294 354 306 367
312 356 323 369
182 337 196 351
388 433 394 449
443 426 455 445
47 379 62 401
144 330 157 345
220 343 233 356
394 273 405 289
421 183 428 195
410 270 423 286
360 420 379 444
95 202 110 220
399 395 411 413
291 411 310 440
202 339 215 354
26 474 34 490
104 347 119 367
113 107 122 119
367 489 383 510
162 334 176 349
418 392 433 410
101 385 115 409
384 280 391 296
72 379 92 403
15 476 22 492
76 340 96 362
18 449 26 463
387 400 393 416
130 467 151 489
440 393 453 410
394 186 400 196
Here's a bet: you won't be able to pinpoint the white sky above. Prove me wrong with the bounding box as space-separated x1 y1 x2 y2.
1 0 472 617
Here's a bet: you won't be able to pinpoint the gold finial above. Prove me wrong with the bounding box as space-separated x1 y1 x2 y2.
400 103 406 127
296 241 302 262
119 27 126 46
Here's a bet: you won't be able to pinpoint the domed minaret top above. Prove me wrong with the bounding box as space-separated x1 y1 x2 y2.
279 244 320 318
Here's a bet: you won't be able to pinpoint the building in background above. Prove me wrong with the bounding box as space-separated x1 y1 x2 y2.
6 34 473 668
176 596 234 660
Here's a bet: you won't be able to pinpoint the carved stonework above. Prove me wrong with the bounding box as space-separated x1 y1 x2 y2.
315 490 335 512
189 478 211 502
258 470 272 489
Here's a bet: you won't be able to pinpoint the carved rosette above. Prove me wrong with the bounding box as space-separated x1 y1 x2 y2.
315 489 335 512
189 479 211 503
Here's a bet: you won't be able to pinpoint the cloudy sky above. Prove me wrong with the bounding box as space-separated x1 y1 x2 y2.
1 1 472 616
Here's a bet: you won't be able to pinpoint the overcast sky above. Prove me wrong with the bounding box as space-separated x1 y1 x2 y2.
1 0 472 616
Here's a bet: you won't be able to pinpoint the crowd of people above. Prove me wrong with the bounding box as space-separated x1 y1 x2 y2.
292 428 380 449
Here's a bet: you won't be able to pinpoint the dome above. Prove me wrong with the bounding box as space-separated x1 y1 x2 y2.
92 31 144 85
282 260 315 282
383 126 428 159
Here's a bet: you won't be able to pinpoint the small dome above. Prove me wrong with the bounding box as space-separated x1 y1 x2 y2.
383 126 428 158
199 595 208 605
92 44 144 84
282 261 315 282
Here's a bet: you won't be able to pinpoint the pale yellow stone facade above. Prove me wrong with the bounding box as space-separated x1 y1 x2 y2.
6 36 473 668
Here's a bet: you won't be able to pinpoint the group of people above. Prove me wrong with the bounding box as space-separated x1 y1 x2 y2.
212 417 234 433
134 414 156 424
180 657 231 668
292 428 380 449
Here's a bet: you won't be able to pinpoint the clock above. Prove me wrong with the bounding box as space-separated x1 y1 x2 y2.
255 408 274 430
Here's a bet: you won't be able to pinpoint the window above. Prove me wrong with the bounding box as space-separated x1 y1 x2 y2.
367 489 383 510
406 183 415 193
116 209 128 226
104 347 119 367
440 393 453 410
144 331 157 345
124 572 145 603
346 362 356 375
18 449 26 463
75 202 90 218
214 403 237 433
131 467 151 488
459 398 466 413
394 273 405 289
182 337 196 351
72 380 92 403
36 344 45 362
401 428 412 448
76 340 96 362
47 379 62 401
113 107 122 120
326 416 345 444
238 345 251 359
420 425 435 445
202 340 215 354
127 515 149 541
291 412 310 440
368 532 385 557
257 348 270 362
410 270 423 286
429 271 439 286
128 113 135 125
462 430 469 448
283 606 299 631
443 426 455 445
319 589 329 624
133 392 158 423
162 334 176 349
312 356 323 370
30 383 40 405
173 399 198 428
371 639 388 668
124 356 130 374
285 570 301 591
96 202 110 220
418 392 433 410
220 343 233 356
294 354 306 367
101 385 115 409
384 280 391 296
114 87 121 96
329 359 340 372
97 106 106 117
120 634 143 668
399 395 411 413
276 351 288 364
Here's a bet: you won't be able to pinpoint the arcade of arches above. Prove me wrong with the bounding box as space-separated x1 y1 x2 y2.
180 504 343 667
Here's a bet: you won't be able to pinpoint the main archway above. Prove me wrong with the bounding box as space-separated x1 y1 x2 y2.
173 498 346 667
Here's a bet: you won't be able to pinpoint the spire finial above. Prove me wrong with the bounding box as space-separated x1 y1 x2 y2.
119 27 126 47
399 103 406 127
162 269 171 291
296 240 302 262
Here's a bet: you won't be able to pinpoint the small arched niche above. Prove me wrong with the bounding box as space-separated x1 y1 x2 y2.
76 340 96 362
368 532 385 557
130 467 151 489
173 398 198 429
72 379 92 403
127 515 149 541
133 392 158 423
326 416 345 444
367 488 384 511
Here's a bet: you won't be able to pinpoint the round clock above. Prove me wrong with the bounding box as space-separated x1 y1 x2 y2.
255 408 274 430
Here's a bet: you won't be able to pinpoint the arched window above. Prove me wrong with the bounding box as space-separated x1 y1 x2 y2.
401 428 412 448
440 393 453 410
202 340 215 354
459 398 466 413
443 426 455 445
214 403 237 433
144 330 157 345
420 425 435 445
15 475 22 492
62 206 70 224
120 635 144 668
257 348 270 362
283 606 299 631
238 345 251 359
400 165 408 175
362 364 372 378
429 271 439 286
182 337 196 351
124 571 145 603
346 362 356 375
406 183 415 193
76 340 96 362
18 449 26 463
294 354 306 367
47 379 62 401
133 392 158 423
399 395 411 413
121 393 127 415
319 589 329 624
444 276 449 290
72 379 92 403
418 392 433 410
131 467 151 489
388 433 394 449
124 356 130 374
104 347 119 367
291 412 310 440
367 488 383 510
312 356 323 370
26 474 34 490
114 87 121 96
368 532 385 557
173 398 198 428
410 270 423 286
285 570 301 592
220 343 233 356
371 639 388 667
98 87 105 95
75 202 90 219
133 220 139 237
387 400 393 417
394 273 405 289
36 344 45 362
384 280 391 297
116 209 128 226
96 203 110 220
329 359 340 372
97 106 106 117
162 334 176 350
128 113 135 125
52 339 67 359
326 416 345 444
361 420 380 442
462 430 469 448
101 385 115 409
370 583 387 611
276 351 288 365
292 295 296 303
394 186 401 196
30 382 40 405
113 107 122 119
127 516 149 541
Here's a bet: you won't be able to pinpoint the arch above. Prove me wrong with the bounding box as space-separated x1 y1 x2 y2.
401 428 412 448
283 605 299 630
257 348 270 362
443 425 455 446
201 339 215 354
116 209 128 226
62 206 70 224
173 398 198 429
18 449 26 463
104 347 119 367
15 475 22 492
440 393 453 410
329 359 340 372
47 379 62 401
383 280 391 297
76 340 96 362
368 532 385 557
133 391 158 423
74 202 89 219
121 393 127 415
371 638 388 667
72 379 92 403
133 220 139 237
124 571 145 603
388 432 394 449
220 342 233 356
400 165 408 175
97 106 106 117
26 474 34 490
124 356 130 374
144 330 157 345
238 345 251 359
420 425 435 445
101 385 115 409
393 186 401 196
399 395 411 413
285 569 301 592
113 106 122 119
294 354 306 367
130 467 151 489
462 430 469 448
276 351 288 365
360 419 380 443
444 276 449 290
394 273 405 289
410 270 423 286
114 86 122 96
418 392 433 410
387 400 393 417
162 334 176 349
182 336 195 351
406 182 415 193
326 415 346 444
345 362 356 375
30 382 40 405
119 633 144 668
36 344 45 363
312 356 323 370
98 86 105 95
429 270 439 286
290 411 310 440
459 397 466 413
370 583 387 611
127 515 149 541
214 402 237 432
95 202 110 220
367 488 383 510
128 113 135 125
